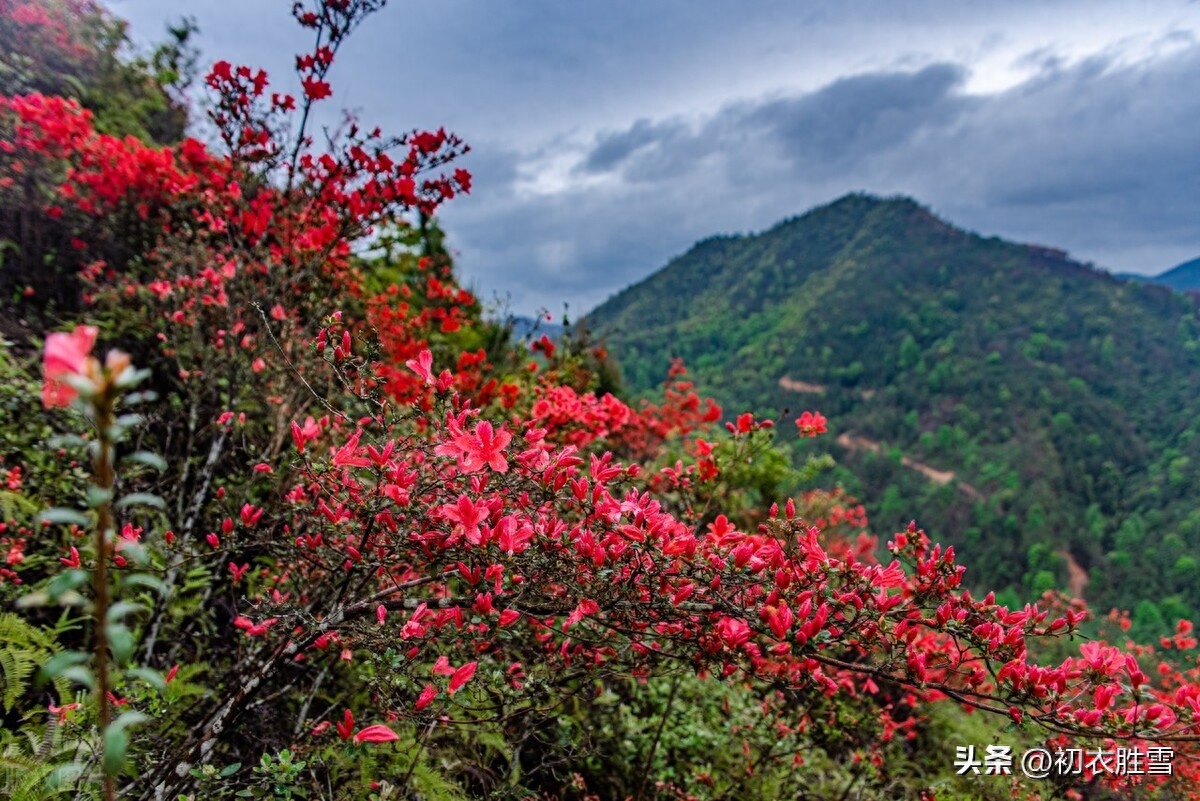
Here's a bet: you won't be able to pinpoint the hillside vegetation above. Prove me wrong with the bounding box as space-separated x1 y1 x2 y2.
7 3 1200 797
1152 257 1200 292
588 194 1200 631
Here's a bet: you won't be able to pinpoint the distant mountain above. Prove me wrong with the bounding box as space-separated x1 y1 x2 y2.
1114 257 1200 292
504 315 566 342
1152 257 1200 292
587 194 1200 627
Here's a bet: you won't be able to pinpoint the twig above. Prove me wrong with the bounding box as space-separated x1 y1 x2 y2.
141 429 227 662
635 672 682 801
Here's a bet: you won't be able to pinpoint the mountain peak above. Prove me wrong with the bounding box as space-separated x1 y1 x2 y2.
586 196 1200 614
1153 257 1200 292
781 192 927 227
769 193 972 249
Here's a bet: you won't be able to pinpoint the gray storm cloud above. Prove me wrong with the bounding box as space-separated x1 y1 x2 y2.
443 46 1200 314
112 0 1200 315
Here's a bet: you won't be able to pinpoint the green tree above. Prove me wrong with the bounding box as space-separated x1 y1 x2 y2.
0 0 195 144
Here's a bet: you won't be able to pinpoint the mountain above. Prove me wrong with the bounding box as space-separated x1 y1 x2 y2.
1151 257 1200 292
586 194 1200 628
506 314 566 342
1114 257 1200 291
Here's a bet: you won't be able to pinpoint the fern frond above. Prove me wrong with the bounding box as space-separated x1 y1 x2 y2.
0 750 78 801
0 612 57 714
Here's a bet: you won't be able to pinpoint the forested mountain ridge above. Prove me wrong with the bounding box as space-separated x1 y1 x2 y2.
1118 256 1200 291
1152 257 1200 292
587 194 1200 629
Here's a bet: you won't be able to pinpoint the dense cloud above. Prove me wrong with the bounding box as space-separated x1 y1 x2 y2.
114 1 1200 315
442 44 1200 313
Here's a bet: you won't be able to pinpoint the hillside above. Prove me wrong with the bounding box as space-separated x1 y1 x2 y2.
1153 257 1200 292
10 2 1200 797
587 194 1200 626
1117 257 1200 292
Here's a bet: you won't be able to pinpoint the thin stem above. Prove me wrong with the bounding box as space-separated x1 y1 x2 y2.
398 719 438 795
284 15 325 195
635 672 681 801
93 389 116 801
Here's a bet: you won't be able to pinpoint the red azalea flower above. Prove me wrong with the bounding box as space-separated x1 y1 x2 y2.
354 724 399 744
795 410 828 437
335 709 354 741
301 77 332 101
448 661 477 694
415 684 437 710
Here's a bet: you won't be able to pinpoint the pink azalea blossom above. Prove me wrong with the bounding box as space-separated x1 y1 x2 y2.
42 325 98 407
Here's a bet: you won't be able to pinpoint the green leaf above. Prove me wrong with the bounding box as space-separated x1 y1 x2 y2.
123 573 169 596
123 390 159 405
124 450 167 471
46 569 90 601
106 601 144 623
86 485 114 507
14 590 50 608
103 726 129 776
63 372 95 398
46 763 85 789
102 711 152 775
57 590 89 608
59 665 96 690
114 413 145 429
36 507 90 527
107 623 135 666
127 666 166 694
112 367 150 391
112 709 151 732
115 492 165 511
119 542 149 565
219 762 243 778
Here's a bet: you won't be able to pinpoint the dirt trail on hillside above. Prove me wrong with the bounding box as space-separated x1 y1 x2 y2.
1061 550 1090 600
778 376 875 401
836 433 955 484
836 432 984 502
778 377 826 394
776 376 986 501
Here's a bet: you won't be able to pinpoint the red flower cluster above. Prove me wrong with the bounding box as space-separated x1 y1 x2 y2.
795 410 827 437
12 2 1200 797
41 324 97 407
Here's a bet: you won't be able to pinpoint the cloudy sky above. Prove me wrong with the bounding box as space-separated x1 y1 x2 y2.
114 1 1200 316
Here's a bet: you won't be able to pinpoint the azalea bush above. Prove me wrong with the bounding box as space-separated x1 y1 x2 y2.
4 1 1200 799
